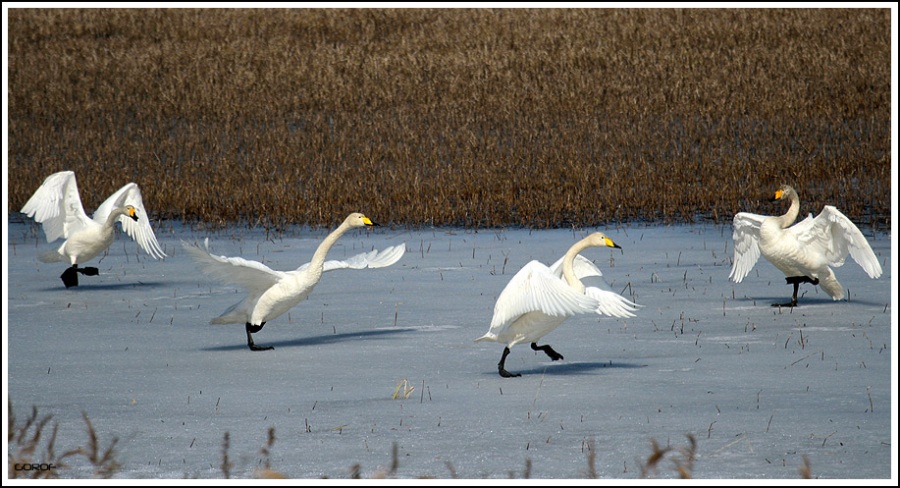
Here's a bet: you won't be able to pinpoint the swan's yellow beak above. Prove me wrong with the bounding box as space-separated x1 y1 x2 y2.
605 237 622 249
771 189 784 202
362 216 376 226
127 206 139 221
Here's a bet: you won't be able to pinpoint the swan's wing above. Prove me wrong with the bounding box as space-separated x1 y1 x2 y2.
94 182 166 259
584 286 639 318
295 244 406 272
489 260 599 330
182 239 284 293
549 253 638 317
791 206 882 278
20 171 92 242
548 254 604 279
729 212 767 283
550 254 619 293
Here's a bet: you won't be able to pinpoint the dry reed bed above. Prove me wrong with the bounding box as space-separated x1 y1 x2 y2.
7 9 891 230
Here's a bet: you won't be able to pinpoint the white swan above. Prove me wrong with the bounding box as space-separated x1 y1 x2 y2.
730 184 882 307
182 213 406 351
20 170 166 288
476 232 639 377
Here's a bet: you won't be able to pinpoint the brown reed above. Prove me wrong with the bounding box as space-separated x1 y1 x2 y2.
7 9 891 230
7 400 121 479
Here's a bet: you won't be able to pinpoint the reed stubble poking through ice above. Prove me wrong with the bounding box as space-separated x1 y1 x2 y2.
7 9 890 230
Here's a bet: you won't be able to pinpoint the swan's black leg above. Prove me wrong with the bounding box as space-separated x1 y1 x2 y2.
60 265 79 288
498 346 521 378
531 342 564 361
771 280 800 307
246 322 274 351
774 276 819 307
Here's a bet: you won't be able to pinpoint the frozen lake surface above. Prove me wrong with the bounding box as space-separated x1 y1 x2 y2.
4 220 896 481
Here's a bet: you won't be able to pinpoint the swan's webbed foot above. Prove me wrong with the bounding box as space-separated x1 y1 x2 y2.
60 265 79 288
497 346 521 378
60 265 103 288
531 342 564 361
499 367 522 378
79 266 100 276
246 322 273 351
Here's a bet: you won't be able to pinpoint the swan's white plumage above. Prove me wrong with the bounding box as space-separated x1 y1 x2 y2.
482 260 601 347
297 244 407 272
729 212 767 284
92 182 166 260
183 213 405 329
729 185 881 301
20 171 166 265
549 254 640 319
477 233 639 350
184 238 285 293
792 207 882 280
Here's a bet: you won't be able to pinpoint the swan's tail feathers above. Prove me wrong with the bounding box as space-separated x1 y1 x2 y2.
209 299 251 325
474 332 497 343
817 268 844 301
210 314 242 325
38 249 64 263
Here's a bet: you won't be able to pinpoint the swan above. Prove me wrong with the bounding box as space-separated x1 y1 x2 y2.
730 184 882 307
20 170 167 288
182 213 406 351
476 232 639 377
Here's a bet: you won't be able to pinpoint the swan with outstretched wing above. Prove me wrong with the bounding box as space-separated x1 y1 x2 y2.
183 213 405 351
21 170 166 288
730 185 881 307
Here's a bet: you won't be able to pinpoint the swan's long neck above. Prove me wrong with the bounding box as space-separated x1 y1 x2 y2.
104 208 126 228
776 190 801 229
561 237 594 294
306 221 353 279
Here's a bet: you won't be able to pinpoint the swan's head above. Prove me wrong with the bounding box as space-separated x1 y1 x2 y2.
771 185 797 203
586 232 621 249
346 212 376 228
124 205 139 221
